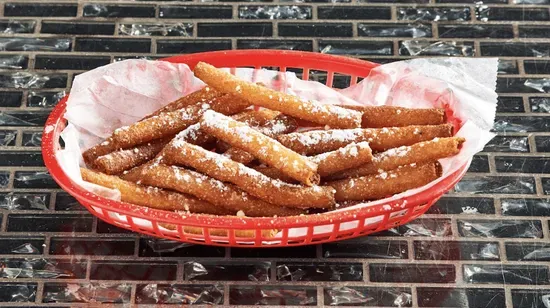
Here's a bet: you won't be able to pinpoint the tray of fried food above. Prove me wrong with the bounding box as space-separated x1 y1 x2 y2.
80 62 465 238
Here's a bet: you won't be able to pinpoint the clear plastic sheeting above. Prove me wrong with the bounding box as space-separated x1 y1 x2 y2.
230 286 316 306
485 136 529 152
137 284 223 304
398 7 470 21
239 6 312 19
11 243 41 254
145 238 195 253
458 220 543 238
0 38 71 52
0 131 16 146
531 97 550 113
525 79 550 93
0 259 76 279
401 40 474 56
185 262 209 280
463 264 549 284
22 132 42 147
324 287 412 307
0 55 26 69
0 72 50 89
358 23 431 38
501 198 550 216
319 43 392 56
119 23 193 37
43 283 131 303
454 176 535 194
384 219 452 237
28 91 66 108
0 193 48 210
1 284 37 302
0 21 35 34
277 263 363 281
475 4 489 21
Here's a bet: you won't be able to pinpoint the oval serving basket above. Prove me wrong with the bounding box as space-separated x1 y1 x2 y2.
42 50 469 247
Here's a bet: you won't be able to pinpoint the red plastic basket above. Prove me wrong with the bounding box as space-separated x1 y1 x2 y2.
42 50 469 247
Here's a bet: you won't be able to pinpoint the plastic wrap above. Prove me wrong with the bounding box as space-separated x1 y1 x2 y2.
43 283 131 303
325 287 412 307
0 193 48 210
531 97 550 112
0 131 16 146
463 264 548 284
277 263 363 281
0 38 71 52
144 238 195 252
458 220 543 238
525 78 550 93
0 20 35 34
22 132 42 147
398 7 470 21
239 5 312 19
0 55 27 69
119 23 193 37
230 286 316 306
400 40 475 56
0 72 53 88
11 243 41 254
0 259 79 279
137 284 223 304
358 23 431 38
28 91 66 108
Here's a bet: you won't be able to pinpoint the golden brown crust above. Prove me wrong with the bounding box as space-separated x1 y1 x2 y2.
93 138 170 175
80 168 230 215
162 139 335 208
122 164 305 217
328 137 464 180
193 62 362 129
312 141 373 177
341 105 446 128
277 124 453 155
200 110 320 186
144 86 223 119
327 162 441 201
82 94 250 165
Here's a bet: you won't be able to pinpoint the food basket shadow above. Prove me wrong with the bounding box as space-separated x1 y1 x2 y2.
41 50 469 247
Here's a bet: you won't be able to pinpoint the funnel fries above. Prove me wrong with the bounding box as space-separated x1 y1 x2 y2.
200 110 320 186
80 168 230 215
277 124 453 155
194 62 362 129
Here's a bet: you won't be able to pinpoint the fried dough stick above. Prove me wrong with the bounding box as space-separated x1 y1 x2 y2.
92 123 218 175
253 141 373 181
82 94 249 164
201 110 319 186
223 113 298 164
93 138 170 175
342 105 446 128
80 168 230 215
162 140 335 208
311 141 373 177
277 124 453 155
122 164 305 217
327 162 442 201
144 86 223 119
193 62 362 129
329 137 464 180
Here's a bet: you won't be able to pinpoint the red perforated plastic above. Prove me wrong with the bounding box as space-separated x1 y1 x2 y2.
42 50 469 247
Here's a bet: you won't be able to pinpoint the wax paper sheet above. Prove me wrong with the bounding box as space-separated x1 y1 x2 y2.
53 57 498 239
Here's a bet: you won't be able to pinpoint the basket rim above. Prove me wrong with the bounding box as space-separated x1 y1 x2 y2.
41 49 469 230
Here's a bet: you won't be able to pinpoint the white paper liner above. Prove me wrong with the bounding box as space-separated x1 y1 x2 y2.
55 58 498 243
